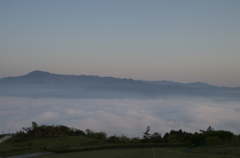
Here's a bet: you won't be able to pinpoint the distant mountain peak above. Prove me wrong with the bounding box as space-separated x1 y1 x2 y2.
30 70 46 73
26 70 51 76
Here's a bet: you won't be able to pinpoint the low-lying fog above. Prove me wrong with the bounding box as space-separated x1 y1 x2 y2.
1 97 240 137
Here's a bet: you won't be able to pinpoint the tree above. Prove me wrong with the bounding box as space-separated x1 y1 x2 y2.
150 132 162 143
119 135 130 143
85 129 94 136
207 126 214 132
200 126 214 133
143 126 151 141
130 137 141 143
32 122 38 130
108 135 120 144
205 136 223 146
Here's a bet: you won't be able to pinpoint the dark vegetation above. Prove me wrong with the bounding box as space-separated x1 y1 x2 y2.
1 122 240 157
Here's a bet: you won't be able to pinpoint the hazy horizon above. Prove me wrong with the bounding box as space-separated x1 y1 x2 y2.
1 0 240 87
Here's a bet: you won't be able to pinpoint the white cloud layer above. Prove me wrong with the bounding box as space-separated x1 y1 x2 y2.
0 97 240 137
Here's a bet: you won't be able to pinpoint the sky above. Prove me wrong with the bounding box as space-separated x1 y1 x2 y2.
1 0 240 87
1 97 240 137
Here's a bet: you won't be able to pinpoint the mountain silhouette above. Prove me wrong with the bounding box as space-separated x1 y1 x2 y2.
0 70 239 99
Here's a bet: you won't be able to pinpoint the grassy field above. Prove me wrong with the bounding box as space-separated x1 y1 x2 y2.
2 144 240 158
192 145 240 158
1 135 240 158
0 136 102 157
33 146 240 158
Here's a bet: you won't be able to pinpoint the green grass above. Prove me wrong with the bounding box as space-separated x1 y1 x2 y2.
192 145 240 157
0 148 42 157
32 147 217 158
0 136 102 148
17 136 103 149
0 136 102 157
2 135 240 158
33 145 240 158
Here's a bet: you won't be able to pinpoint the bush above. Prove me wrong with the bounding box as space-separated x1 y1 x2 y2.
52 143 190 153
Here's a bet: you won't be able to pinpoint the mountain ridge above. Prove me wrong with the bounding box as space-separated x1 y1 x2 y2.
0 70 236 88
0 70 239 99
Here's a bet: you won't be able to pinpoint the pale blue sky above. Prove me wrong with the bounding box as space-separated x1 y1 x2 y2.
1 0 240 87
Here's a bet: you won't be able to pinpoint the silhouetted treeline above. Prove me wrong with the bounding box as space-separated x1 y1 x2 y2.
14 122 240 147
191 126 237 147
15 122 85 141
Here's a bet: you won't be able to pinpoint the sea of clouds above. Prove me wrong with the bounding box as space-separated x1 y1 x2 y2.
1 97 240 137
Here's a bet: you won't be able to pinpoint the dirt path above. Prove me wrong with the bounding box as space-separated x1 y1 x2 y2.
5 152 54 158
